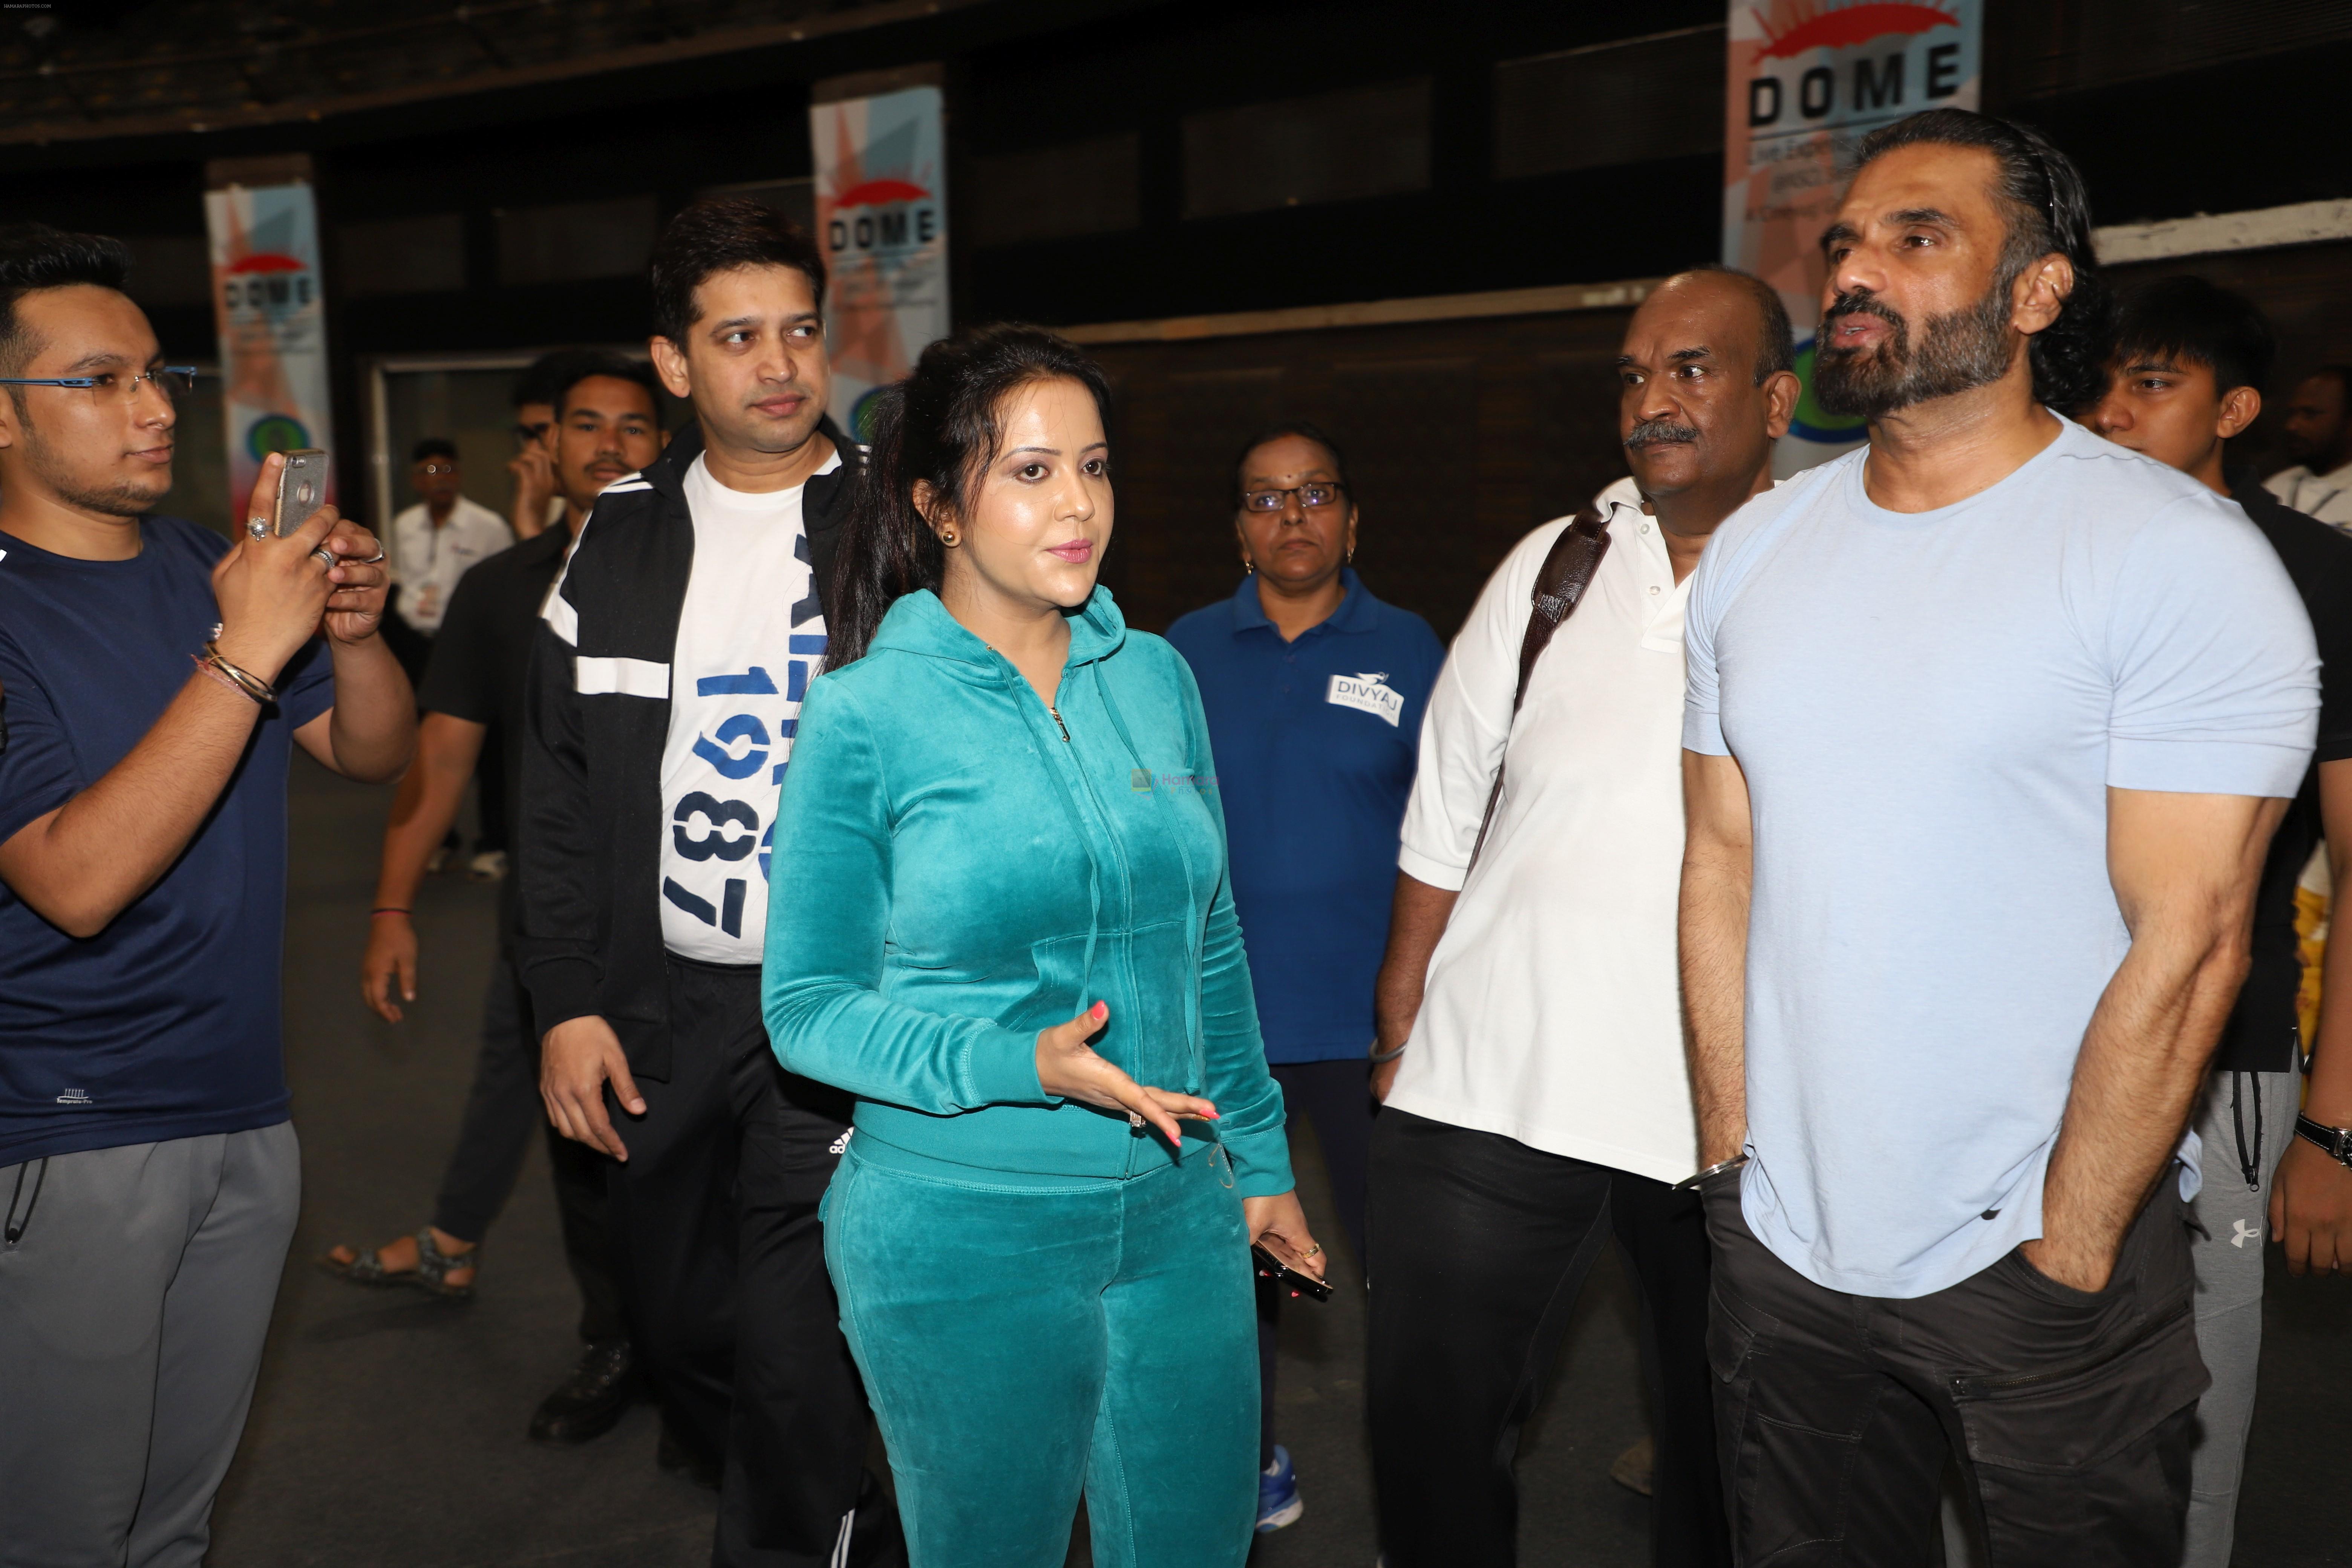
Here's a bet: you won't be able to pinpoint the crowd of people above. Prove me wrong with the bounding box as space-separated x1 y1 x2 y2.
3 104 2351 1568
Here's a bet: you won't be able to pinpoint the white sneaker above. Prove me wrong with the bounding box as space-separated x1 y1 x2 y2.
467 850 509 882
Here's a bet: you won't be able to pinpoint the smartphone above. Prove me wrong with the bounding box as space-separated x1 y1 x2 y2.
273 449 331 537
1251 1242 1333 1303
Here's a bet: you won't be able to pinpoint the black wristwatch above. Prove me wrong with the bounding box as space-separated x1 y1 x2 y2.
2295 1114 2352 1172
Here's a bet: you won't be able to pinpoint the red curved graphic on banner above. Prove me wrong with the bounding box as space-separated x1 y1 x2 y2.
224 252 305 274
832 178 930 209
1753 1 1958 59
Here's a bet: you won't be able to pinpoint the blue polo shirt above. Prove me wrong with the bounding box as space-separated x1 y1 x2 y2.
1167 571 1443 1063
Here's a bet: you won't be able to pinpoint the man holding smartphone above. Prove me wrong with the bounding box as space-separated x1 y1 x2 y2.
0 224 413 1566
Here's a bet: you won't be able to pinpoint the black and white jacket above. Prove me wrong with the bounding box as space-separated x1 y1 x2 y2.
516 417 860 1079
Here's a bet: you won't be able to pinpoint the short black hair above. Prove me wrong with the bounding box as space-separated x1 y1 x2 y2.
550 350 662 421
1852 109 2111 415
1677 265 1795 383
513 347 607 411
2109 276 2275 396
1231 422 1351 508
649 198 827 346
0 222 131 378
411 437 459 464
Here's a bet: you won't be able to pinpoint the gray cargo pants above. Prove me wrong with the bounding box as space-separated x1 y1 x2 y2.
0 1123 300 1568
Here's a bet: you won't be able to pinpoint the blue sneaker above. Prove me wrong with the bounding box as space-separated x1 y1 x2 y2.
1257 1444 1303 1533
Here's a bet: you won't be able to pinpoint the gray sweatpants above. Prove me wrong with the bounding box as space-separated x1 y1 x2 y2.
0 1124 300 1568
2182 1067 2300 1568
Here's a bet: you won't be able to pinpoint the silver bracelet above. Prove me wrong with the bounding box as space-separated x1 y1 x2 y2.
1671 1154 1749 1192
1367 1042 1407 1064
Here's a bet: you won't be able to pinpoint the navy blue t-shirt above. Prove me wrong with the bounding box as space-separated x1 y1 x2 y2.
0 517 335 1166
1167 571 1443 1063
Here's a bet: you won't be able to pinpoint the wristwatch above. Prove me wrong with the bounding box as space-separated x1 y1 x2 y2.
2295 1114 2352 1172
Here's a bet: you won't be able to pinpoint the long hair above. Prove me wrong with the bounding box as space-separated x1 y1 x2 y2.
1854 109 2111 416
825 323 1113 669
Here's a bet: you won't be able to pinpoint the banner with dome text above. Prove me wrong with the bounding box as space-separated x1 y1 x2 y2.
204 177 335 523
811 84 949 445
1723 0 1980 475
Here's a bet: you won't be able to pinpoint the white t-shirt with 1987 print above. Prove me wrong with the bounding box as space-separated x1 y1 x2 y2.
657 449 838 962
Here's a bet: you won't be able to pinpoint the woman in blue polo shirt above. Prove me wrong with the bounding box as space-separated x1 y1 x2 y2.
1166 423 1444 1534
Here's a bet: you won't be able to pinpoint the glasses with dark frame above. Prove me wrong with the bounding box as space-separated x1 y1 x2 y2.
0 366 200 404
1240 481 1347 513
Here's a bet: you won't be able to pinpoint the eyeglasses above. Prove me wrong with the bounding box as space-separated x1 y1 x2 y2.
0 366 200 403
416 463 458 475
1240 481 1347 513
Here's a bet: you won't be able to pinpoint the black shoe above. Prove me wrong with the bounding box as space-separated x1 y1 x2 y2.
656 1424 722 1491
529 1338 638 1445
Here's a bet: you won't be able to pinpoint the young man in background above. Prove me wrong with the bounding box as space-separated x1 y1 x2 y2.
2087 275 2352 1567
328 354 666 1450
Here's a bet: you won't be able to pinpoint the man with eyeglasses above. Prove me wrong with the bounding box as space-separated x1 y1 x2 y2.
1366 266 1796 1568
387 437 513 686
0 222 414 1565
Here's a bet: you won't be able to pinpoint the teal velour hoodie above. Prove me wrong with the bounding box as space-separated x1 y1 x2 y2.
760 586 1293 1197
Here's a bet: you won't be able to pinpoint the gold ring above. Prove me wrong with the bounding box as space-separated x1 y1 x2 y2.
1305 1243 1322 1256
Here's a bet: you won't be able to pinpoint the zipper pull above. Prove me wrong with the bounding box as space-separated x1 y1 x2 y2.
1047 703 1070 743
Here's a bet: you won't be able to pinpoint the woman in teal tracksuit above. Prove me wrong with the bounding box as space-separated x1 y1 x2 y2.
761 323 1325 1568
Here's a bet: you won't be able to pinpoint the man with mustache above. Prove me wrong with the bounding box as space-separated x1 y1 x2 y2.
520 201 898 1563
1366 266 1795 1568
325 354 663 1449
2264 365 2352 530
1680 110 2317 1563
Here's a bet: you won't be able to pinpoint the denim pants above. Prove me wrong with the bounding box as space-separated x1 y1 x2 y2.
824 1138 1259 1568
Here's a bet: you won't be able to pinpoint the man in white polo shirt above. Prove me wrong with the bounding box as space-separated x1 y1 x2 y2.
1681 110 2315 1565
1365 266 1795 1568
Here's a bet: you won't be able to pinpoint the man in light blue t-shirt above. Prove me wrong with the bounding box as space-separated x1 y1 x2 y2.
1679 111 2317 1566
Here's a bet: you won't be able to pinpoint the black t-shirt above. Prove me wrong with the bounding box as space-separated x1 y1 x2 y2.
416 525 569 939
2217 484 2352 1072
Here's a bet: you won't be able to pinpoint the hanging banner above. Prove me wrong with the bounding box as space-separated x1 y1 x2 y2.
205 165 335 521
810 80 948 443
1723 1 1981 474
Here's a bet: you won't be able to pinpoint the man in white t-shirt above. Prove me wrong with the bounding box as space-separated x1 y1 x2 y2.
1364 268 1795 1568
388 438 513 649
2265 365 2352 530
519 200 898 1564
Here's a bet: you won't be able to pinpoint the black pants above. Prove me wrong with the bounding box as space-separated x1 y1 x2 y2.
1257 1058 1375 1469
430 952 623 1344
1701 1171 2205 1567
610 957 900 1568
1367 1109 1729 1568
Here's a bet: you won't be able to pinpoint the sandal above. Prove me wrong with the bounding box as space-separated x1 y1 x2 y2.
316 1227 478 1300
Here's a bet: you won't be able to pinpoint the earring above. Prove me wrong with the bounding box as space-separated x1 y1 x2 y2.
941 530 958 547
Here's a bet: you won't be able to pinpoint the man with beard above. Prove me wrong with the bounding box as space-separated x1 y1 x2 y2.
324 354 664 1449
521 200 898 1565
2265 365 2352 530
1680 110 2317 1563
1365 266 1795 1568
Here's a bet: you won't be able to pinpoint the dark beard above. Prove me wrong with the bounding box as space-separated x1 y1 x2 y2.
1813 279 2016 421
19 415 169 519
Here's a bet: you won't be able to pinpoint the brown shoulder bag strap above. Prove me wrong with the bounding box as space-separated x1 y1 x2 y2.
1466 503 1612 869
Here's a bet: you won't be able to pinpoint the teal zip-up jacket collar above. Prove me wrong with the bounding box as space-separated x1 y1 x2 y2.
760 586 1293 1195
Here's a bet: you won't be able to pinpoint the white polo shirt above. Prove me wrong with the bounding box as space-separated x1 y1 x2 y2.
391 496 514 635
1384 476 1700 1185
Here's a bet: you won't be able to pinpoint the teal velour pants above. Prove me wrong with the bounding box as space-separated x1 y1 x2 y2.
823 1138 1259 1567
